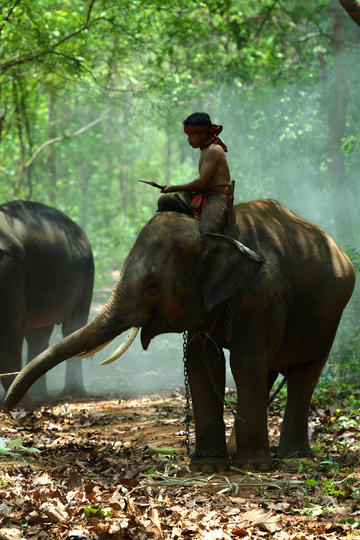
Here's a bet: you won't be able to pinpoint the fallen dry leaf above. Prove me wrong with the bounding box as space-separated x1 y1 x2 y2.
0 528 25 540
237 508 282 533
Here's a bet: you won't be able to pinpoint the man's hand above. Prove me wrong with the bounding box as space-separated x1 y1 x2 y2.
161 185 177 193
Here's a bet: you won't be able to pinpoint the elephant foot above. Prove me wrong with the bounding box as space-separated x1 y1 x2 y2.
27 389 50 403
277 442 314 460
62 386 87 398
17 394 41 411
231 451 273 472
190 452 229 473
28 381 48 400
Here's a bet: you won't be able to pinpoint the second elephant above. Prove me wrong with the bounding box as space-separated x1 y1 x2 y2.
0 200 94 399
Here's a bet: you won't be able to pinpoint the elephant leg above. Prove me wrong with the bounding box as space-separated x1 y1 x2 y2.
61 296 91 397
63 358 86 396
186 333 229 472
25 325 53 398
1 336 23 393
277 336 335 459
278 321 340 459
229 331 272 471
227 369 279 458
277 362 322 458
229 296 290 472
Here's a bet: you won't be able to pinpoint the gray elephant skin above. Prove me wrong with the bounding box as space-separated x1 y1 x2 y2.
0 200 94 399
3 199 355 471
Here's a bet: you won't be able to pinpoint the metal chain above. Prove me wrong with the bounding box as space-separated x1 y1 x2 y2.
183 331 191 456
200 336 244 423
182 301 243 457
225 299 234 344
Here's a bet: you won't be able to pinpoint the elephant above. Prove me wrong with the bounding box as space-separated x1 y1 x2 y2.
3 199 355 471
0 200 94 399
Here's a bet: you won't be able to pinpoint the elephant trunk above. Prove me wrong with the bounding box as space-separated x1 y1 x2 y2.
3 286 132 411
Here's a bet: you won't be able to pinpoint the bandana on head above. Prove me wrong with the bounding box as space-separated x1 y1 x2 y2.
184 124 228 152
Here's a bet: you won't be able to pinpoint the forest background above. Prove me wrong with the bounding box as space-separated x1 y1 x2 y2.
1 0 359 392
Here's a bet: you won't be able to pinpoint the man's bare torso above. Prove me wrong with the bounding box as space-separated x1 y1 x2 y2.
199 143 231 190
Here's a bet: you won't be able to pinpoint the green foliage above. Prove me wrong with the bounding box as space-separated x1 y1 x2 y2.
342 134 360 156
83 506 114 518
0 475 12 487
0 438 41 455
339 517 360 529
151 447 176 457
345 245 360 273
292 502 336 517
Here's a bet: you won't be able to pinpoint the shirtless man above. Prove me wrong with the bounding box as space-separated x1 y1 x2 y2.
157 112 232 234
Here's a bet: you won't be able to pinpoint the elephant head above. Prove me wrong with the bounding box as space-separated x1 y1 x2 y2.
3 212 263 410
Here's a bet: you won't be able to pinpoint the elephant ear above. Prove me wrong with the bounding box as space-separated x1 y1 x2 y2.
201 233 264 313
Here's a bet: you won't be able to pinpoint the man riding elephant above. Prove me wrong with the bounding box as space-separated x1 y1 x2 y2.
158 112 234 234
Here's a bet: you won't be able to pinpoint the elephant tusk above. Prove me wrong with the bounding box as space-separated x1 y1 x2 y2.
100 327 139 366
75 340 112 359
0 371 21 379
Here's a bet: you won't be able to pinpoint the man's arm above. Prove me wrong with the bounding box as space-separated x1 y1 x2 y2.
162 146 221 193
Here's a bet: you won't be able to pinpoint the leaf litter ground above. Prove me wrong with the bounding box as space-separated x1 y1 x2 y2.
0 389 359 539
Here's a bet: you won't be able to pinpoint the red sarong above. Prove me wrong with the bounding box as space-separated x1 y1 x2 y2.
191 192 208 220
191 187 232 220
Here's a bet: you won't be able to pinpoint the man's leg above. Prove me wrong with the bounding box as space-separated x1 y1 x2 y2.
157 191 193 215
199 193 228 234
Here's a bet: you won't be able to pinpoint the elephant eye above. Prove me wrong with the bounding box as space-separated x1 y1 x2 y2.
145 278 162 296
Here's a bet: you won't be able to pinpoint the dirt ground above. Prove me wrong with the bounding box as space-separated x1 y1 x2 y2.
0 390 359 539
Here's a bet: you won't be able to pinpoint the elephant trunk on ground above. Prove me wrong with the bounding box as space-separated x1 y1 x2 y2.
3 289 130 411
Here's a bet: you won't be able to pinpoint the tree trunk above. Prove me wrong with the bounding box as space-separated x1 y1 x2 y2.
118 92 132 224
165 114 172 184
0 85 6 145
47 87 57 204
327 0 352 245
19 80 34 199
330 0 360 381
13 80 26 196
